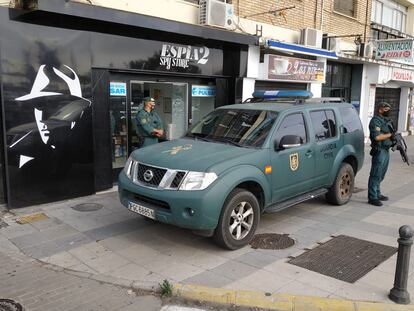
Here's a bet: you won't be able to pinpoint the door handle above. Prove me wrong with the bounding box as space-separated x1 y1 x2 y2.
305 150 313 157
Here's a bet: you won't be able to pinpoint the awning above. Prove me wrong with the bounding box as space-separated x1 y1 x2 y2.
266 40 338 59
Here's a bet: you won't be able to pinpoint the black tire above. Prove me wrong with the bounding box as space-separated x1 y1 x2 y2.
326 163 355 205
213 188 260 250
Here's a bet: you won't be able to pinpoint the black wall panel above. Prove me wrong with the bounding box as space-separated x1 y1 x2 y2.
0 9 94 207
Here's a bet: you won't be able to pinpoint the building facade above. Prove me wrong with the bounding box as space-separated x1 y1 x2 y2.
0 0 257 208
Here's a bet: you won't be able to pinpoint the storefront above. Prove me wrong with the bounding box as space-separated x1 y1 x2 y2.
253 40 337 98
322 61 364 111
0 0 257 208
362 64 413 137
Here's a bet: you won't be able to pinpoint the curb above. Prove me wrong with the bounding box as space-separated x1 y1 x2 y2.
173 283 414 311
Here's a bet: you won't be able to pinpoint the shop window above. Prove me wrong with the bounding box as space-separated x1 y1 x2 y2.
310 110 337 141
334 0 355 17
322 62 352 103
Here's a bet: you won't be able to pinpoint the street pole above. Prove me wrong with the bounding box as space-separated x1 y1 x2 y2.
389 225 413 304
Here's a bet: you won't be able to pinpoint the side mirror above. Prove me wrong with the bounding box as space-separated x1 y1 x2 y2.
275 135 302 151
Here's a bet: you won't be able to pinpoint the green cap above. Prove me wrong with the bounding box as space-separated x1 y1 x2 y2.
143 97 155 103
379 102 391 109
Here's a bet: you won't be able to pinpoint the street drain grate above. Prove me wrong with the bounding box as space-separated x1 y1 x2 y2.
288 235 397 283
0 299 23 311
250 233 295 250
353 187 366 193
71 203 103 212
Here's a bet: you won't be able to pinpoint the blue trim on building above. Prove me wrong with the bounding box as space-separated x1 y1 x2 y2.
267 40 338 59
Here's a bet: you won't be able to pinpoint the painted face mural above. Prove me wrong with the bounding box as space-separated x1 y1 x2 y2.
10 65 91 169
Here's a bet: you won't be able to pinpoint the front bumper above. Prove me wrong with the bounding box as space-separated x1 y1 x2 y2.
118 171 227 230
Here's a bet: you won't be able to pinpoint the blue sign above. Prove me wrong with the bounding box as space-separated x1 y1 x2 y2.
110 82 127 96
192 85 216 97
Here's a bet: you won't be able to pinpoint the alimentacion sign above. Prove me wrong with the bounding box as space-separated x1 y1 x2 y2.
376 39 414 63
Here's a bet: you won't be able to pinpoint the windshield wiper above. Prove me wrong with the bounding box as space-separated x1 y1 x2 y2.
186 133 214 142
215 137 244 147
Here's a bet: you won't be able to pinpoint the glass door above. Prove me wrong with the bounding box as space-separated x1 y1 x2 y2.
129 81 188 145
109 96 128 170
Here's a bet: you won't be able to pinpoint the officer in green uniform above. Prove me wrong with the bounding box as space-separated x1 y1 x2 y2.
135 97 164 147
368 102 393 206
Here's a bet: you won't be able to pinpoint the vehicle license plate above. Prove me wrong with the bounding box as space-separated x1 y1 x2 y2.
128 202 155 219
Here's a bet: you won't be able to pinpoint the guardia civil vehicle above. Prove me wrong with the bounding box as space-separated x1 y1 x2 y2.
118 90 364 250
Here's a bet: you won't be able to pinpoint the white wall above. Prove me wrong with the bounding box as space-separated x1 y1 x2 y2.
74 0 199 24
399 87 410 132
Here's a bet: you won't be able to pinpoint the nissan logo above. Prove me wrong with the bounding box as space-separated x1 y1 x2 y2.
143 170 154 182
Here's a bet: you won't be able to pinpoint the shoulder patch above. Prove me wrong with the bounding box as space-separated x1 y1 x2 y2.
141 118 147 124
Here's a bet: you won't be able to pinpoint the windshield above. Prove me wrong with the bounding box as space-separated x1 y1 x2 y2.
187 109 278 148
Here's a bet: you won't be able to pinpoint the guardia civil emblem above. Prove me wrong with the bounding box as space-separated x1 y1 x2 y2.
289 153 299 171
162 144 192 155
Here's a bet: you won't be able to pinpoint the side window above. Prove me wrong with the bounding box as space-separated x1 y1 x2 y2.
340 106 363 133
274 113 307 145
310 110 336 141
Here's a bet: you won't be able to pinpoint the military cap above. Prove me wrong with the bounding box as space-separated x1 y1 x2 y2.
143 97 155 103
379 102 391 109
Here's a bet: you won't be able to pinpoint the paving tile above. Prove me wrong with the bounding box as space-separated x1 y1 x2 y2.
40 251 82 268
105 263 160 282
10 224 79 249
82 218 146 241
208 260 257 281
263 259 308 280
234 250 279 269
363 211 414 229
275 279 333 297
235 269 295 293
334 281 388 302
183 270 233 288
357 270 395 290
295 269 346 293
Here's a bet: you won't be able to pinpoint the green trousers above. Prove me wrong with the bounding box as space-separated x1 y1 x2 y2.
368 148 390 200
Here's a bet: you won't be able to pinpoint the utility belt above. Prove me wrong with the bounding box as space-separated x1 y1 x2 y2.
370 144 390 156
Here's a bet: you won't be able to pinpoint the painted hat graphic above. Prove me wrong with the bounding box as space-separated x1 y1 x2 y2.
15 64 89 102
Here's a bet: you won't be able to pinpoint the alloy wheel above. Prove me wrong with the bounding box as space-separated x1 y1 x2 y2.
228 201 254 240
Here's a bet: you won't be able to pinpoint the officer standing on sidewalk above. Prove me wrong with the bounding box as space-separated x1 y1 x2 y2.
135 97 164 148
368 102 393 206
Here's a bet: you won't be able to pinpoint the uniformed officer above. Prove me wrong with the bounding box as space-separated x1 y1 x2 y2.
135 97 164 147
368 102 393 206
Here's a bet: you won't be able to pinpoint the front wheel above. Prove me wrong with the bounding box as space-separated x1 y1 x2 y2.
326 163 355 205
213 188 260 250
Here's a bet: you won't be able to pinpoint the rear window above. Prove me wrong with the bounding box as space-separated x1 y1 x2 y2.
339 107 362 133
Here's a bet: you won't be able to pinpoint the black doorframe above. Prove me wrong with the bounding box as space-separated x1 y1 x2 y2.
93 69 230 190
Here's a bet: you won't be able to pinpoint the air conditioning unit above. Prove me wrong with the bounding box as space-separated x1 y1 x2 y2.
300 28 323 47
359 42 375 58
328 38 341 53
199 0 234 29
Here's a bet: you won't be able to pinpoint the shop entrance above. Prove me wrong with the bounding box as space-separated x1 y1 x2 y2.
109 81 188 177
375 87 400 128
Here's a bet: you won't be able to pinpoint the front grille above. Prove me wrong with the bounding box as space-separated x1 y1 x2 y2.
134 194 170 210
137 163 167 186
170 171 186 188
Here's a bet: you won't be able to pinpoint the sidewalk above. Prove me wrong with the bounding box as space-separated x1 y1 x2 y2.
1 137 414 307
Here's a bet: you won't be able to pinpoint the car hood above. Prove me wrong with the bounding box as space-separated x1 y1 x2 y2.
131 138 258 173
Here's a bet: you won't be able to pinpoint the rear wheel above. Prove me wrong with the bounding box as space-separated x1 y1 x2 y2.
326 163 354 205
213 188 260 250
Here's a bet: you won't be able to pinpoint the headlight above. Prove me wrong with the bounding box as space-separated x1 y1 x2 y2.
179 172 218 191
124 157 133 178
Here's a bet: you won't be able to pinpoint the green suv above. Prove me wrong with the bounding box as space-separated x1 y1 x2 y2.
118 90 364 249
